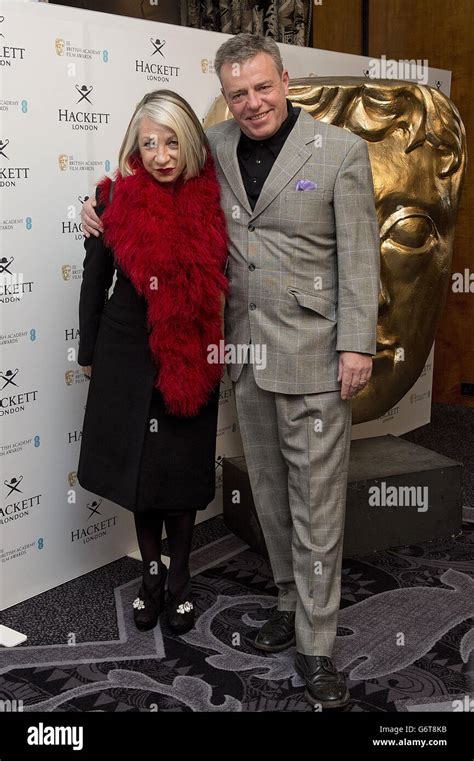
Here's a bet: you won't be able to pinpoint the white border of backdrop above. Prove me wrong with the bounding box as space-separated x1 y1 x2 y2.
0 1 451 611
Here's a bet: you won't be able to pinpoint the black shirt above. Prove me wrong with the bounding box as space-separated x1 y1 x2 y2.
237 99 300 210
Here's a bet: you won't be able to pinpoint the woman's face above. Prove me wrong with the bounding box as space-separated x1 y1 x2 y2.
137 116 181 184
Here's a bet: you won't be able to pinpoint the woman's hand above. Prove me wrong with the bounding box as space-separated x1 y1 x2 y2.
81 365 92 379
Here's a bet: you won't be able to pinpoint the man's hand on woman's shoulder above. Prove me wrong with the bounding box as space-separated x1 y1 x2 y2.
81 194 103 238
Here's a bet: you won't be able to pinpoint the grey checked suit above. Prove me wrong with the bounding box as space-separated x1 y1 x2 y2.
206 108 380 655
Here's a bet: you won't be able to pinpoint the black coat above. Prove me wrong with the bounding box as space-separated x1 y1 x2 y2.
77 191 219 512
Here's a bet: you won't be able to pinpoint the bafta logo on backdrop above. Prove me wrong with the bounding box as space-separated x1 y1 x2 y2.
58 154 68 171
200 58 216 75
204 78 467 424
55 38 65 56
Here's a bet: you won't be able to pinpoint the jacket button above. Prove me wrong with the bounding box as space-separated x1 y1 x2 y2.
248 263 255 271
249 303 256 310
248 224 255 232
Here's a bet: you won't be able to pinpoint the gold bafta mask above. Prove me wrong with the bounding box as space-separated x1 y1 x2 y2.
65 370 74 386
58 154 68 171
55 38 65 56
201 59 209 74
62 264 71 281
204 79 467 424
68 471 77 487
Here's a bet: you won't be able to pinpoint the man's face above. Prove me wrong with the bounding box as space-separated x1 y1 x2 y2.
219 52 289 140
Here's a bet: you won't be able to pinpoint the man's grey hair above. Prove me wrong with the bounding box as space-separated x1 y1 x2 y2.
214 33 284 81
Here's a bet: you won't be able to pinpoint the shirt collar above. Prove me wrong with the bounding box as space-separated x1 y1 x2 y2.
238 99 298 156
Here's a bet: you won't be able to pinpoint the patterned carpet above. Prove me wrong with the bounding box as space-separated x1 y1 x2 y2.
1 517 473 713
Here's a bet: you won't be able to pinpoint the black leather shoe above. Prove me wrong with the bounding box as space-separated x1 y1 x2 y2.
295 653 350 708
132 565 167 632
254 609 296 652
166 593 195 635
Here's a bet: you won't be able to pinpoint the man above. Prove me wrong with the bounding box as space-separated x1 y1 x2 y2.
81 34 380 709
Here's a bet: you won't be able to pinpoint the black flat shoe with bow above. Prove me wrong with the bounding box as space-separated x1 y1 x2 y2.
166 592 195 635
132 564 167 632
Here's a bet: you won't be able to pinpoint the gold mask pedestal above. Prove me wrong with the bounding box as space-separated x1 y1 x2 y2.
205 78 467 425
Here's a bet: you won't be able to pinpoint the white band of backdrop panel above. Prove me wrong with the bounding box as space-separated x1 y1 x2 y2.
0 1 451 610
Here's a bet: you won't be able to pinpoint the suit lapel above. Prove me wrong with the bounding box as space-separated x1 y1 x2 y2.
251 112 314 219
215 107 316 220
216 124 253 216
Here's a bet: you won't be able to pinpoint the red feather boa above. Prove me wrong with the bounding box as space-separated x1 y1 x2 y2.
97 152 229 417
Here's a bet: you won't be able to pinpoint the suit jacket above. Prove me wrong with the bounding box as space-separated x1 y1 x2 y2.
206 108 380 394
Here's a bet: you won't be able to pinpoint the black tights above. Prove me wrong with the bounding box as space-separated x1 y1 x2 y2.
134 510 196 599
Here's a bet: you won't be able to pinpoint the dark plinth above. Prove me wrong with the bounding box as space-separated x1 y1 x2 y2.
222 434 463 558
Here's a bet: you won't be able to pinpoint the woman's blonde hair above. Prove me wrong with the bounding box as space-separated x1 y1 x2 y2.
118 90 208 180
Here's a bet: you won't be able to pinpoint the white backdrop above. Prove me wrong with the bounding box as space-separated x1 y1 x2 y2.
0 1 451 610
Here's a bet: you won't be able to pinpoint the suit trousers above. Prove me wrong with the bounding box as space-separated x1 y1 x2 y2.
234 362 352 656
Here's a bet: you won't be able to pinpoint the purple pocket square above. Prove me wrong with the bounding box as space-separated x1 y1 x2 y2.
295 179 317 191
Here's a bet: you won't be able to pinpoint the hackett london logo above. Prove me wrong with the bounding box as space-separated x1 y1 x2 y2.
67 428 82 444
71 500 118 544
0 256 34 304
215 455 224 487
0 369 38 417
0 18 26 67
0 138 30 187
61 196 86 238
377 405 400 422
76 84 93 104
135 37 180 82
65 327 79 342
1 475 42 526
58 84 111 132
151 37 165 57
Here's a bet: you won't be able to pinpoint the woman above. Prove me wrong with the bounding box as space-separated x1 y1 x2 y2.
77 90 228 635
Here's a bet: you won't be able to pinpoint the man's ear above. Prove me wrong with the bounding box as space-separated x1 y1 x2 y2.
282 69 290 94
